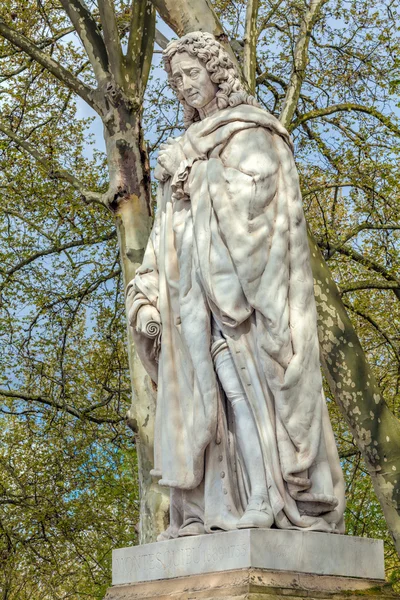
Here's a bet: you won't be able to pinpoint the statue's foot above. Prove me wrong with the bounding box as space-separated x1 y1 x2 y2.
156 525 179 541
178 521 206 537
237 494 274 529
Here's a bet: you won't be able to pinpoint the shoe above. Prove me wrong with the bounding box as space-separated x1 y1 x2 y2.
237 494 274 529
156 525 178 541
178 521 206 537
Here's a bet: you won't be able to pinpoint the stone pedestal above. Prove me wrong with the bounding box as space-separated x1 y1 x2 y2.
105 529 391 600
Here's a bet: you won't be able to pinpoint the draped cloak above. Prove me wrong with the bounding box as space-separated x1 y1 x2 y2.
126 104 345 534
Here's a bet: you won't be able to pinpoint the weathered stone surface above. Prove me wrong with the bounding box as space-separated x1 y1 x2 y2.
105 567 393 600
126 31 346 541
112 529 384 586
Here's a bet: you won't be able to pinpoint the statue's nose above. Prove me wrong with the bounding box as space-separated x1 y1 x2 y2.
182 75 193 91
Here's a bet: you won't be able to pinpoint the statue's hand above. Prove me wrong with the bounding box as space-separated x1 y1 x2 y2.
135 304 162 339
157 138 186 177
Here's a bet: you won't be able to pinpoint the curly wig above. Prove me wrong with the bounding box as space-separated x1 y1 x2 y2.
163 31 259 128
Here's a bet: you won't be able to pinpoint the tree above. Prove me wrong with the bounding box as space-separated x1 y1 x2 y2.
0 0 399 591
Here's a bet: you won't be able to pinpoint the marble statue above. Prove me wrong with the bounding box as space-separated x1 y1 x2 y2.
126 31 345 540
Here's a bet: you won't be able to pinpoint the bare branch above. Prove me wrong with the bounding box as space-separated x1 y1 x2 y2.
0 26 75 60
2 231 117 279
257 0 283 36
155 28 169 49
290 103 400 135
340 280 400 294
26 269 121 334
0 18 99 112
343 301 400 363
0 122 104 205
318 238 400 302
256 69 287 89
97 0 124 83
243 0 259 94
150 0 241 72
339 448 360 459
303 182 377 198
338 223 400 247
126 0 156 97
0 388 123 424
279 0 328 128
59 0 110 85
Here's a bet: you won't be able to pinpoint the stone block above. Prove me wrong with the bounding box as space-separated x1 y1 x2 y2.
111 529 385 586
105 567 394 600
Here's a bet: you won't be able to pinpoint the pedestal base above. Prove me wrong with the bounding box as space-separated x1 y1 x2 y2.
105 568 394 600
106 530 389 600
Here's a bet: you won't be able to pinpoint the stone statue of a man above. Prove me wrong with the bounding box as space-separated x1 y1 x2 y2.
126 31 345 540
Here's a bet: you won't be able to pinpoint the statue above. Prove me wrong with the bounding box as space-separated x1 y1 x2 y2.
126 31 345 540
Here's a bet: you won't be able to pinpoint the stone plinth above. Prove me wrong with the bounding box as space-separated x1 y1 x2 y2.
111 529 384 585
105 567 394 600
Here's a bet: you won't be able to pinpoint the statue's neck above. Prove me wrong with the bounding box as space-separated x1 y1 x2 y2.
198 96 219 120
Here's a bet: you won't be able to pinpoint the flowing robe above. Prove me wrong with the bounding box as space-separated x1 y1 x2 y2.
126 104 345 534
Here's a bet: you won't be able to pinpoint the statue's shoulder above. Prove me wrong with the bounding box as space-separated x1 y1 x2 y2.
220 122 280 176
221 103 280 125
218 103 293 152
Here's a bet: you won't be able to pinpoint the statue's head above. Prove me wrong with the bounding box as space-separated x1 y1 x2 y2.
163 31 258 128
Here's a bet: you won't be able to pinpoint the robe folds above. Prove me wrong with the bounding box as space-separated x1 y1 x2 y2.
126 104 345 534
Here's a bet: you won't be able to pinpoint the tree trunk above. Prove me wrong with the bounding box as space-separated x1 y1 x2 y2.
310 235 400 553
103 105 169 543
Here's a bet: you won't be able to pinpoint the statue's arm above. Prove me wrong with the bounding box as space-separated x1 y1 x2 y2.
124 215 162 383
126 210 161 327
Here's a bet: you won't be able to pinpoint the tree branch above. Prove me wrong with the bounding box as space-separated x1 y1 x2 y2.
150 0 241 72
26 269 121 335
243 0 259 94
318 238 400 301
2 231 117 279
343 301 400 363
155 28 169 50
126 0 156 98
340 280 400 294
97 0 124 84
257 0 283 36
279 0 328 128
338 223 400 247
59 0 110 85
256 69 287 89
0 18 99 112
0 388 123 424
0 122 104 205
290 103 400 135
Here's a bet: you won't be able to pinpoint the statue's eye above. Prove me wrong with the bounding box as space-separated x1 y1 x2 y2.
175 76 183 87
190 69 200 78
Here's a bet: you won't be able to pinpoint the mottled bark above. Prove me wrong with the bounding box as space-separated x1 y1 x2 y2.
151 0 240 69
102 92 169 544
243 0 259 94
310 235 400 553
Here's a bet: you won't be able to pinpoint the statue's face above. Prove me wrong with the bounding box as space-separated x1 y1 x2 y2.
170 52 219 109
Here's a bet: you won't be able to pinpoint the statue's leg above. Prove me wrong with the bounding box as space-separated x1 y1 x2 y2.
213 346 274 529
178 480 206 536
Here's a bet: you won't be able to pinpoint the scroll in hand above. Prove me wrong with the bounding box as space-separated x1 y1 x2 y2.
135 304 162 360
144 319 161 338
